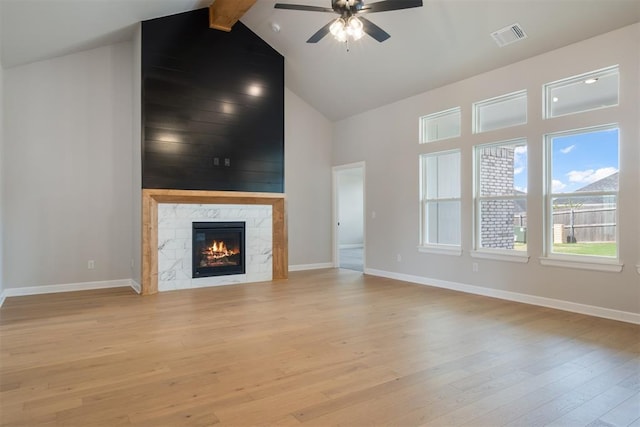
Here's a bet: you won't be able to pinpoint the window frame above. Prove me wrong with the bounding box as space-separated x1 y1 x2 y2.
419 149 462 256
419 107 462 144
541 124 622 271
472 138 529 262
472 90 528 134
543 65 620 119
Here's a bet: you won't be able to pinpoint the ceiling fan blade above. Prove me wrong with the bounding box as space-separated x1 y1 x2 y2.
306 21 333 43
274 3 334 13
360 0 423 13
359 17 390 42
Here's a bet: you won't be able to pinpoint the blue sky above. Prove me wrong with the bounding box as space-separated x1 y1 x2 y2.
513 128 619 193
550 128 619 193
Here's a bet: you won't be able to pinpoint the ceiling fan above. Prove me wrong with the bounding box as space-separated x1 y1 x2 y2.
274 0 423 43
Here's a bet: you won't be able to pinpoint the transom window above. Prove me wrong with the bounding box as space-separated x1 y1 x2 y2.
544 66 619 119
419 107 461 143
473 90 527 134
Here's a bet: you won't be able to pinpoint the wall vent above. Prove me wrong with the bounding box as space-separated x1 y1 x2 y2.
491 23 527 47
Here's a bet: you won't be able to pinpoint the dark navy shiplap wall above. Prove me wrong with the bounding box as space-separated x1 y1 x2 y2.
142 8 284 192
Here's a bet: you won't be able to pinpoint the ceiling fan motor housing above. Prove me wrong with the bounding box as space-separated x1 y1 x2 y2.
332 0 365 16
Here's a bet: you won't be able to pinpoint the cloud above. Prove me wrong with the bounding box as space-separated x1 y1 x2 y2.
514 167 524 175
567 167 618 184
515 185 528 193
552 180 566 192
514 146 527 155
560 144 576 154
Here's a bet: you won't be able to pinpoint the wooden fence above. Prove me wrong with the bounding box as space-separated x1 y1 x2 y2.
553 207 616 242
513 207 616 243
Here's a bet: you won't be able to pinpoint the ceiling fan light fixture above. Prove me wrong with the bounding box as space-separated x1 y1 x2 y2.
274 0 423 44
346 16 364 39
329 18 346 36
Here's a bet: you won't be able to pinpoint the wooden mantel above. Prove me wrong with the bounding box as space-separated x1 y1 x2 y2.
142 189 287 295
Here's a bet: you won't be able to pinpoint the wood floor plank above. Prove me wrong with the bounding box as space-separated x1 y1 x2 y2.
1 269 638 426
597 391 640 426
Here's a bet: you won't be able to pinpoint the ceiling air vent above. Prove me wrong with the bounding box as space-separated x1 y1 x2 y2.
491 23 527 47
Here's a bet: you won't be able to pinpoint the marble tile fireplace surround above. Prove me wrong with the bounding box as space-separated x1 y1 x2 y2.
142 189 287 295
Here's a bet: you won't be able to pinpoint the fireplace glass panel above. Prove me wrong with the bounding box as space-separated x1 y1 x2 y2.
192 222 245 278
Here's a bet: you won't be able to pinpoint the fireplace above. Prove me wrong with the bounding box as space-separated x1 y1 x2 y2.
192 222 246 278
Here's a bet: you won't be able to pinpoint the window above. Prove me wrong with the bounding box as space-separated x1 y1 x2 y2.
474 139 528 257
544 125 619 261
473 90 527 133
420 150 461 253
420 107 461 143
544 66 619 119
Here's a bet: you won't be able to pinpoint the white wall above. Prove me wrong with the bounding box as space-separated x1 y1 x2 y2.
3 42 134 289
0 4 4 296
333 24 640 315
285 88 333 267
337 170 364 246
132 24 142 286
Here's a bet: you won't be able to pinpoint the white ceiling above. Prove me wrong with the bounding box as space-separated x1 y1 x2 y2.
2 0 639 121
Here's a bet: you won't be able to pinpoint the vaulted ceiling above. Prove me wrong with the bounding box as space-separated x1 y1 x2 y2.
1 0 639 121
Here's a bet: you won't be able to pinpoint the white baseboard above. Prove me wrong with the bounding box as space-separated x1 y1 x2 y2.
339 244 364 249
0 279 140 306
0 290 6 309
289 263 334 272
364 268 640 325
130 280 141 294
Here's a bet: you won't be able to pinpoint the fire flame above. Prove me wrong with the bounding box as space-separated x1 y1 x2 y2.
206 240 238 259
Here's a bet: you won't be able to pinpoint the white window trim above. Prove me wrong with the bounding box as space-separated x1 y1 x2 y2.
418 244 462 256
543 124 620 269
539 255 623 273
471 249 529 263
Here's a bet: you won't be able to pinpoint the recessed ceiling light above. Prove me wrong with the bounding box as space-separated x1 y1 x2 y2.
552 97 559 102
584 78 598 84
270 22 281 33
248 84 262 96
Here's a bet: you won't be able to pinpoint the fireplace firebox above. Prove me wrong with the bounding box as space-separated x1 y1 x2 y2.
192 222 245 278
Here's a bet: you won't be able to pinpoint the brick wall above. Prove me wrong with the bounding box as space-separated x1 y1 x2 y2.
480 147 515 249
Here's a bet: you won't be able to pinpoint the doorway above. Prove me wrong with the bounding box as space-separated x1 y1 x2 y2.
333 162 365 272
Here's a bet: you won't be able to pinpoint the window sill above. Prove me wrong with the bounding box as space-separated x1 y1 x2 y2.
418 245 462 256
539 256 623 273
470 250 530 263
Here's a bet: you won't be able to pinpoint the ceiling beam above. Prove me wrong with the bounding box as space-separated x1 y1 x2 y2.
209 0 257 32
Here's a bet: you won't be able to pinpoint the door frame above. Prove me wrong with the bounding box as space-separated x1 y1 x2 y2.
332 161 366 270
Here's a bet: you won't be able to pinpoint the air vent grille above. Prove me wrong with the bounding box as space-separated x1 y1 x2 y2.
491 23 527 47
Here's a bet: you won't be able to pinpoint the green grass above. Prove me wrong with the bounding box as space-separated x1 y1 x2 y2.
552 242 617 257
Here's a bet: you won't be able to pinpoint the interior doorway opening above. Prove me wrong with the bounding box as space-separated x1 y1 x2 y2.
333 162 365 272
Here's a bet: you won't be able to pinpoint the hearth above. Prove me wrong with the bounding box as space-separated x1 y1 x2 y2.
192 222 245 278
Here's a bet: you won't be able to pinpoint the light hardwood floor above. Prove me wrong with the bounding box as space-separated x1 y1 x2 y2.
1 269 638 426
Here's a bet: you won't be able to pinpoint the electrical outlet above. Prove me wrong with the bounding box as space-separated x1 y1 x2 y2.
472 262 478 272
88 260 95 269
397 254 402 262
372 211 377 219
224 158 230 167
213 157 220 166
